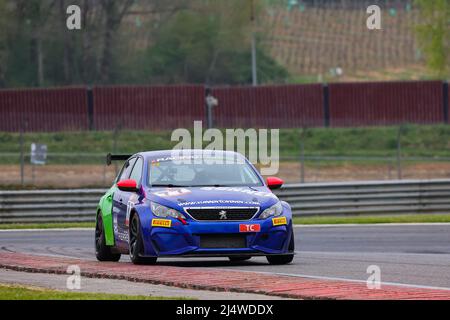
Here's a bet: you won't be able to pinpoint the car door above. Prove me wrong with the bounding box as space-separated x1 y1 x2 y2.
113 157 137 247
123 156 144 229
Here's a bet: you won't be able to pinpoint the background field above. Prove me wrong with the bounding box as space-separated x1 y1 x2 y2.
2 124 450 159
1 124 449 188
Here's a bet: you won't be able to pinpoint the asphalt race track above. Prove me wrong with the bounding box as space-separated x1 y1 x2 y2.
1 224 450 289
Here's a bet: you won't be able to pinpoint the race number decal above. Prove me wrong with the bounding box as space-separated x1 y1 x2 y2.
125 201 133 227
239 224 261 232
125 194 138 227
153 188 191 198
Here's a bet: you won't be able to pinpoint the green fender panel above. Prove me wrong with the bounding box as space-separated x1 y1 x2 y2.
97 186 117 246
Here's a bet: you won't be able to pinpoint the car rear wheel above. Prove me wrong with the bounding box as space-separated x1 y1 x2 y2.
95 213 121 262
228 256 252 262
266 231 295 265
129 214 157 265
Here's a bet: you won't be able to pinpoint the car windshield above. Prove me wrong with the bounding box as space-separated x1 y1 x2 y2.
148 158 262 187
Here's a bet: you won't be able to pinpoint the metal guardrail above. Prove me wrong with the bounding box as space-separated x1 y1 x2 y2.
277 179 450 216
0 189 104 224
1 179 450 223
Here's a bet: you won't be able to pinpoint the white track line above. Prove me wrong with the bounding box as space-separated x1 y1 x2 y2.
294 222 450 228
218 267 450 291
0 228 94 232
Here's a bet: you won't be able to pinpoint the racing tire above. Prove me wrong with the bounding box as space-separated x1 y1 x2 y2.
228 256 252 262
129 214 157 265
266 231 295 265
95 213 121 262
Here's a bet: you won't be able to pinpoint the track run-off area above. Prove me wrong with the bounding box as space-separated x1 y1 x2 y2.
1 224 450 299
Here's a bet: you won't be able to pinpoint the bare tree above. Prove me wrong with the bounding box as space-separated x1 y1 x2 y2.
0 0 7 87
99 0 134 83
10 0 57 86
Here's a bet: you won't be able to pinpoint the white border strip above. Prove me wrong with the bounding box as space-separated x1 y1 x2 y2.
0 228 94 232
294 223 450 228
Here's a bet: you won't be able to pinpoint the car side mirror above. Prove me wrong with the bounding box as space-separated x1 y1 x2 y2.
117 179 138 192
266 177 283 190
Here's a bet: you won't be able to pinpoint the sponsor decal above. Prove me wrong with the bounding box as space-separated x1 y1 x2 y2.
272 216 287 226
178 199 259 206
239 224 261 232
125 194 138 227
116 229 129 242
113 214 118 233
152 219 172 228
153 188 192 198
152 154 210 163
200 187 277 198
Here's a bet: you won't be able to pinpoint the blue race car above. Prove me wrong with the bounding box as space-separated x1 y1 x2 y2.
95 150 294 265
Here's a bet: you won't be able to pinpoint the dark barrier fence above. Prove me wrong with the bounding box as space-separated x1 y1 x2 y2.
211 84 324 128
0 81 448 132
93 85 204 130
0 87 88 132
445 82 449 123
328 81 444 127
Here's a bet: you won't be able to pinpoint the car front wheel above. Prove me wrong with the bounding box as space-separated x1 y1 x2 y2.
129 214 157 265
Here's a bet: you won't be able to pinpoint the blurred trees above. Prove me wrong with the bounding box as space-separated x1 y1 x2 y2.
1 0 57 87
0 0 288 88
415 0 450 79
131 0 287 85
0 0 7 87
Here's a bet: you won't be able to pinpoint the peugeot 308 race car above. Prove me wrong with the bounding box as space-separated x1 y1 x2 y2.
95 150 295 265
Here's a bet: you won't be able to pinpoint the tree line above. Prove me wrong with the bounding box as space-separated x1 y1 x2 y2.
0 0 288 88
0 0 447 89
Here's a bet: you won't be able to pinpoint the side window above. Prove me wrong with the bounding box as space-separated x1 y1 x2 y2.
129 157 143 184
115 164 127 183
117 158 137 182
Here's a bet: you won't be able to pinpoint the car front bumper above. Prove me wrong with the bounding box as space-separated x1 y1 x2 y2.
140 216 293 257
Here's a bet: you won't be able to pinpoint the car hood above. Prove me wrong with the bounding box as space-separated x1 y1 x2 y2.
146 186 279 212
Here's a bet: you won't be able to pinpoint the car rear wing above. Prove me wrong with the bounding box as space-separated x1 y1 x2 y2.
106 153 133 166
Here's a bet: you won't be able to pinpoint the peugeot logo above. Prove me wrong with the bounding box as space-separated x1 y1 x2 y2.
218 210 227 220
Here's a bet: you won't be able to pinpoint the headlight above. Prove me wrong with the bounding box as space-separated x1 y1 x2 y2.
151 202 186 219
259 201 283 219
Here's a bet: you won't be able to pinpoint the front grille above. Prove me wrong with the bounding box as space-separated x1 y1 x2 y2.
185 207 259 221
200 234 246 248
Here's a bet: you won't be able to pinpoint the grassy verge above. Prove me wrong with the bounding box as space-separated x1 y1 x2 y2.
0 222 95 230
293 214 450 225
0 283 190 300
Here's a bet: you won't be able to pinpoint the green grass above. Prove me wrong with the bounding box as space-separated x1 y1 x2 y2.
1 124 449 164
293 214 450 225
0 284 190 300
0 222 95 229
